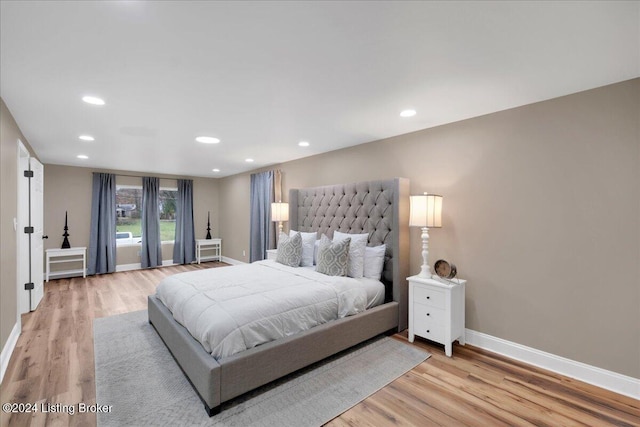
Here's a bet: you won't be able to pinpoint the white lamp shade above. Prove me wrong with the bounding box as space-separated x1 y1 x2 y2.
409 194 443 228
271 202 289 222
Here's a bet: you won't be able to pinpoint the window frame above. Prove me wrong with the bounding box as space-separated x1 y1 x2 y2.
115 183 178 246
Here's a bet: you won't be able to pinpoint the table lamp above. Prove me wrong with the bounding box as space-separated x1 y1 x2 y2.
271 202 289 234
409 193 443 278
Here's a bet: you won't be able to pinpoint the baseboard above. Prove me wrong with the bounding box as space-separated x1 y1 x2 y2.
0 322 20 385
116 260 175 272
221 256 246 265
465 329 640 399
116 263 142 272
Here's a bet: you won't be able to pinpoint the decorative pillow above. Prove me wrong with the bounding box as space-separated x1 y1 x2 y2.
333 231 368 279
316 235 350 276
290 230 316 267
276 232 302 267
364 244 386 280
313 238 321 265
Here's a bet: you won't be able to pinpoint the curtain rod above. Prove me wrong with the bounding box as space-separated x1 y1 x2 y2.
111 173 182 180
116 173 147 178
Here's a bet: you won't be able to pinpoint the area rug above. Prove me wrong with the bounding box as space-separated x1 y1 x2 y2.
94 310 429 427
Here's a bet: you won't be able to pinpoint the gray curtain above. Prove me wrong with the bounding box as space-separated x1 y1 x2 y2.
88 173 116 275
250 170 276 262
173 179 195 264
141 176 162 268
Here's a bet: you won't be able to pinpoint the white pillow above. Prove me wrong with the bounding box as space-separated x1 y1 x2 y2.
364 244 386 280
313 238 321 265
290 230 316 267
333 231 368 279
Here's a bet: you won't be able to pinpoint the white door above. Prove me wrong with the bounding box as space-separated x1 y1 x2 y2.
29 157 44 311
17 143 30 315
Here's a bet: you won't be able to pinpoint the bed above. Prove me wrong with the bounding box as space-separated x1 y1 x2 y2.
148 178 410 415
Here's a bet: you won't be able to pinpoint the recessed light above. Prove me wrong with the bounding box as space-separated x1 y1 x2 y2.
82 96 105 106
79 135 95 141
400 109 416 117
77 154 89 159
196 136 220 144
245 158 254 163
212 168 220 173
298 141 310 147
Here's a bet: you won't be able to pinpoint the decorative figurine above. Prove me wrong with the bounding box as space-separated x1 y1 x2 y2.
61 211 71 249
206 211 212 239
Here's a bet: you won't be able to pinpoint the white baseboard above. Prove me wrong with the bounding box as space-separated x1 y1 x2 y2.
221 256 246 265
465 329 640 399
116 260 175 272
0 322 20 385
116 263 141 272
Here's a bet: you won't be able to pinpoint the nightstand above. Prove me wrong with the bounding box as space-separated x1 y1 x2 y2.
407 275 466 357
196 239 222 264
266 249 278 261
46 247 87 282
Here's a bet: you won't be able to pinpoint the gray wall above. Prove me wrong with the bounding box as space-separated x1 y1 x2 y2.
44 165 220 266
0 98 38 351
218 79 640 378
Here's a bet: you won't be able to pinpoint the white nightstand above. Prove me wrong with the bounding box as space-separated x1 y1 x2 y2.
407 275 466 357
46 247 87 282
266 249 278 261
196 238 222 264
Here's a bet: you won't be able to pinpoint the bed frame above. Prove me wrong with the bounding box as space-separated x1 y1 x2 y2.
148 178 410 415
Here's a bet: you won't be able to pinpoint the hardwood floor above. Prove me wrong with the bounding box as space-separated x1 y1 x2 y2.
1 264 638 427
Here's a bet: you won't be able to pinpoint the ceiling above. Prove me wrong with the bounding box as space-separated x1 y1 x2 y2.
1 1 638 178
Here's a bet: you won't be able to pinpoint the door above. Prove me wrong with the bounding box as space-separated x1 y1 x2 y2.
17 142 30 315
29 157 44 311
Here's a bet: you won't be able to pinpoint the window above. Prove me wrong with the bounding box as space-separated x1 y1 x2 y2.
115 185 177 245
116 186 142 245
158 189 177 242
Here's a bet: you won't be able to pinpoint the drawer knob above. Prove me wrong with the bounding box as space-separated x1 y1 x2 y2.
426 313 430 316
426 296 430 299
427 330 430 333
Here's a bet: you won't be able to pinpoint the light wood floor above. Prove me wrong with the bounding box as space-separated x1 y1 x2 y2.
1 263 638 427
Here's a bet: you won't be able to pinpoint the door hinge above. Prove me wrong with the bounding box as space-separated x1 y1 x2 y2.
24 283 34 290
24 226 34 234
23 170 34 178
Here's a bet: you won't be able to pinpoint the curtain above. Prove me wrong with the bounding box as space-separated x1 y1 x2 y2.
141 176 162 268
88 173 116 275
250 170 279 262
173 179 195 264
272 170 281 248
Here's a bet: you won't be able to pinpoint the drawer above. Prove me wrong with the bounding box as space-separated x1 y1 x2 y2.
413 285 445 309
414 304 446 326
412 319 444 344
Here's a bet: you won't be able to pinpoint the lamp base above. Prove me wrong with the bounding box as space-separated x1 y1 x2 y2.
418 262 435 279
418 227 433 279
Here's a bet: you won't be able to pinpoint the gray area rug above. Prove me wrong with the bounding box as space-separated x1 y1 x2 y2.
94 310 430 427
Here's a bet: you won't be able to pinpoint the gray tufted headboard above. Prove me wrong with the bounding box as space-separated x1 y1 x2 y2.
289 178 410 331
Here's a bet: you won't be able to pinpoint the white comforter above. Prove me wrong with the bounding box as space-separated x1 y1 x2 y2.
156 260 367 360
